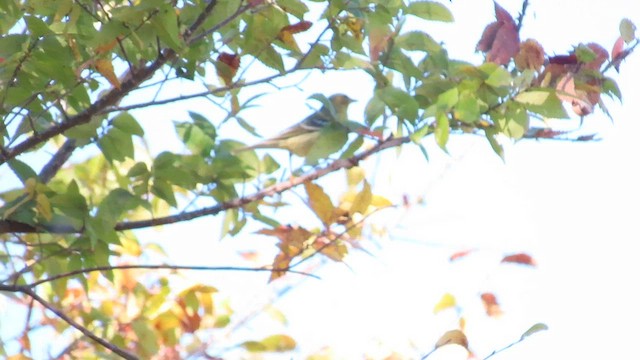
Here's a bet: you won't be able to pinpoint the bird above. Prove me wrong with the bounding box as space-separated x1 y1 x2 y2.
234 94 355 157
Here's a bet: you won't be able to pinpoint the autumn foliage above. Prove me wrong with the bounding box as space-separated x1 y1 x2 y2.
0 0 636 359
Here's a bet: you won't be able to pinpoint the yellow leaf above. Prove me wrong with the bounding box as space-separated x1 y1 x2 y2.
95 58 121 89
371 194 393 208
36 193 52 221
346 166 365 187
345 16 365 40
304 181 335 226
277 28 301 53
350 180 372 216
435 329 468 350
433 293 457 314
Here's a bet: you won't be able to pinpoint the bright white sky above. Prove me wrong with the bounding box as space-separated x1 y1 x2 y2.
2 1 639 359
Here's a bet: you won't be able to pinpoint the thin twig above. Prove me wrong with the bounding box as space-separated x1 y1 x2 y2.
515 0 529 32
27 264 319 288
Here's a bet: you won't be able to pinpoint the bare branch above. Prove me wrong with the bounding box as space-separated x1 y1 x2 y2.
516 0 529 32
27 263 319 288
39 139 77 183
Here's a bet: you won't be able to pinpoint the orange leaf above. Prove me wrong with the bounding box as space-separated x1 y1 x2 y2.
95 58 121 89
280 21 312 34
480 292 503 317
449 249 476 262
501 252 536 266
95 37 120 56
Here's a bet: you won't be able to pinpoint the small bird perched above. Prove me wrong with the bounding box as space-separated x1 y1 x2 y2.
234 94 355 157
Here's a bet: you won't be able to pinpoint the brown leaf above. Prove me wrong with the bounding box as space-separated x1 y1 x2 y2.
312 234 348 261
258 225 313 250
480 292 503 317
501 252 536 266
515 39 545 71
270 252 293 282
476 2 520 65
434 329 469 350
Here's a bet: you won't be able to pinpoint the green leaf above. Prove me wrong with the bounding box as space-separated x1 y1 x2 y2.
276 0 309 19
8 159 38 183
260 334 297 352
395 31 440 53
174 112 216 156
151 180 177 207
112 112 144 136
151 5 182 49
436 87 459 110
434 112 449 151
574 43 596 63
98 127 134 162
377 87 419 122
305 124 348 165
493 103 529 139
514 89 569 119
365 95 385 125
602 77 622 101
406 1 453 22
520 323 549 340
454 91 483 123
484 65 512 88
25 15 52 37
620 18 637 43
485 128 504 160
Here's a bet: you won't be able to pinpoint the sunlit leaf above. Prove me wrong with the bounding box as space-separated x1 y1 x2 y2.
520 323 549 340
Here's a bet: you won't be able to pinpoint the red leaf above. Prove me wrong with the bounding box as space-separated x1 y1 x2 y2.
611 36 626 71
476 2 520 65
493 1 516 26
501 253 536 266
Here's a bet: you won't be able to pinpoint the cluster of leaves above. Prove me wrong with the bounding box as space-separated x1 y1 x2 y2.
0 0 636 358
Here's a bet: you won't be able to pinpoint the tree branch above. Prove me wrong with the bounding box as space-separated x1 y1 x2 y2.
38 139 77 183
27 263 319 288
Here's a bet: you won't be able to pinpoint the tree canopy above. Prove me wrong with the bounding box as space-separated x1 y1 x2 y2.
0 0 636 358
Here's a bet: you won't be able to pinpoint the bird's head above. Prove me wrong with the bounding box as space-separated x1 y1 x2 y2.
328 94 355 121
